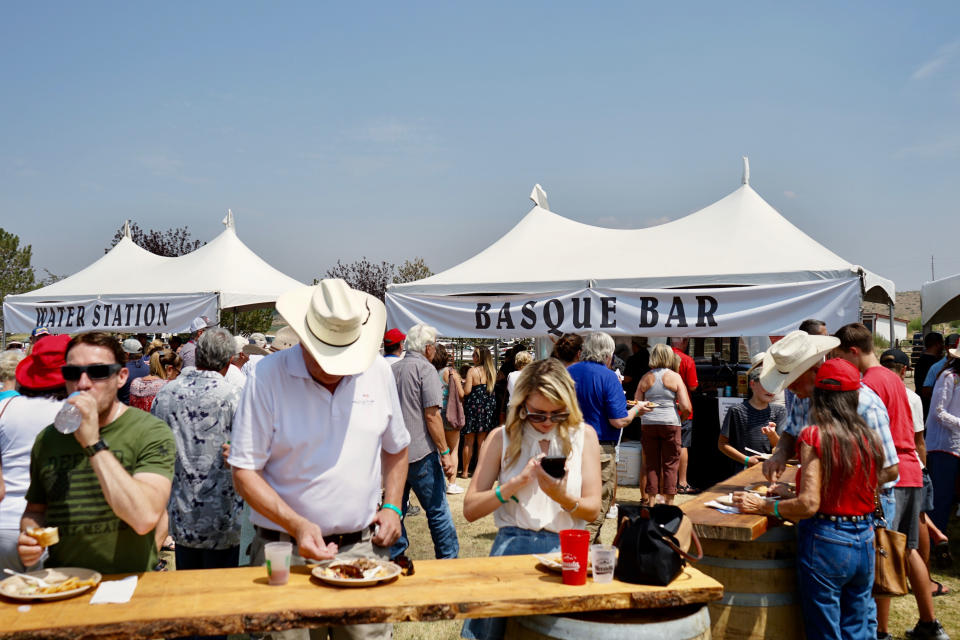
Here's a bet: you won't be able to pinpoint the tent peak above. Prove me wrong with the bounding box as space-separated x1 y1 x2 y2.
122 220 131 239
529 184 550 211
222 209 235 230
742 157 750 185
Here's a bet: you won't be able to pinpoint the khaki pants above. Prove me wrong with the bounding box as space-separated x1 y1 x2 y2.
250 528 391 640
585 443 618 543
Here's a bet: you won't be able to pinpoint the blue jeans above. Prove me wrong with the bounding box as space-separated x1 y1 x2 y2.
927 450 960 533
462 527 561 640
390 453 459 560
797 518 875 640
877 488 896 525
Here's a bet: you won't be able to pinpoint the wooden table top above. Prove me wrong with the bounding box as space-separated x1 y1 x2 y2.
0 554 723 639
681 465 799 542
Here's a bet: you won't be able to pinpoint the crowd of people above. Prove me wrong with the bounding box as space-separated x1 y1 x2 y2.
0 281 957 640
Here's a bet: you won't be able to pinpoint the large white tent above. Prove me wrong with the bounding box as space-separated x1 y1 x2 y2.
922 272 960 326
387 162 894 338
3 212 304 334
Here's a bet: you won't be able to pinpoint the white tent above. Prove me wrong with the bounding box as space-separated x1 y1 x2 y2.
387 161 895 338
3 213 304 334
921 272 960 326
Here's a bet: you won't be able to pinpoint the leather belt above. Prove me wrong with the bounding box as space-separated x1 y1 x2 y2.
255 525 373 548
814 513 870 523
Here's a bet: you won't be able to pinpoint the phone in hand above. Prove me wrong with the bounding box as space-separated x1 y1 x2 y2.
541 456 567 479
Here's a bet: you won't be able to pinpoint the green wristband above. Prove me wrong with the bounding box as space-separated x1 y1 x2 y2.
744 456 750 468
439 447 451 456
773 500 782 519
495 486 507 504
382 503 403 518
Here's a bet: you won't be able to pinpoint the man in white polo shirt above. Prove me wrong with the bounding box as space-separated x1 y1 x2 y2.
229 279 410 640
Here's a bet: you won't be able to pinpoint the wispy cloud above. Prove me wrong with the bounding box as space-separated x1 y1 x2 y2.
783 190 797 199
896 134 960 158
643 216 672 227
353 117 437 146
912 40 960 80
137 153 209 184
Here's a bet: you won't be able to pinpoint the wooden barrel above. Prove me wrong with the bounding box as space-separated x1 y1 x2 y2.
505 604 710 640
696 524 804 640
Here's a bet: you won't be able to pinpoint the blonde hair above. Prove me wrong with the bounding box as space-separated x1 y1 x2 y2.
474 346 496 393
514 351 533 369
649 343 676 370
503 358 583 469
0 351 24 382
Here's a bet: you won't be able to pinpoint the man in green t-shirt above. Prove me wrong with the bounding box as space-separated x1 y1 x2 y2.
19 332 175 574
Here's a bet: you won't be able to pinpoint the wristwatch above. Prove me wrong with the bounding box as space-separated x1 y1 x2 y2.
83 438 110 458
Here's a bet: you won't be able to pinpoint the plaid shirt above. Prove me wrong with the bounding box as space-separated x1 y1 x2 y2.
783 384 900 489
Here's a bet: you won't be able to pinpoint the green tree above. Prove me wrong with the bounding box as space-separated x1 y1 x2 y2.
0 228 38 334
322 257 395 301
107 222 204 256
220 308 275 335
908 317 922 332
393 257 432 284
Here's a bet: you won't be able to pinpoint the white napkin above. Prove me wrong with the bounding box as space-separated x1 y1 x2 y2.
704 500 741 514
89 575 138 604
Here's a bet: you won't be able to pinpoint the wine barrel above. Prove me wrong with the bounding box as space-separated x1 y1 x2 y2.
505 604 710 640
696 524 804 640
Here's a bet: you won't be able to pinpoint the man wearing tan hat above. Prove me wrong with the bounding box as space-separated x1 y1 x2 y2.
229 279 409 640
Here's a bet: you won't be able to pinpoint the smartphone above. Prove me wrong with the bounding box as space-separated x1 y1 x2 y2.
541 456 567 479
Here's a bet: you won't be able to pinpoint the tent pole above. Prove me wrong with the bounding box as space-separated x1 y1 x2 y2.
888 302 896 347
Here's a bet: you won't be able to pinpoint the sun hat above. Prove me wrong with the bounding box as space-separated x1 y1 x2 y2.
759 330 840 395
275 279 385 376
242 344 269 356
121 338 143 354
880 349 910 367
383 328 406 347
190 316 214 333
15 334 71 390
815 358 861 392
269 326 300 352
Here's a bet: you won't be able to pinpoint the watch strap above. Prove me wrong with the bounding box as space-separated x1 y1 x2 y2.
83 438 109 458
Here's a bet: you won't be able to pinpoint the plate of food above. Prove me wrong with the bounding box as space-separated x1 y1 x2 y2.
533 551 616 576
744 481 795 498
312 557 401 587
626 400 658 408
0 567 102 601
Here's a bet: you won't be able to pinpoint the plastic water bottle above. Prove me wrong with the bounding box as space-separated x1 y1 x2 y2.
53 392 83 434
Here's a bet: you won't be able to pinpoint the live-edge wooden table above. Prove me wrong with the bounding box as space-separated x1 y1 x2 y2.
0 554 722 640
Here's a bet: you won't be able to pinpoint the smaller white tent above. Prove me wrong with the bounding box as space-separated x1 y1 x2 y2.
922 272 960 325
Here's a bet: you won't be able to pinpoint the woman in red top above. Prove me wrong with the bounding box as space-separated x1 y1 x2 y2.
734 359 897 640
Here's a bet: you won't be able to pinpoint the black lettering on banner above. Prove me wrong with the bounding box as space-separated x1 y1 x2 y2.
57 306 66 327
143 304 156 326
665 296 688 328
520 301 537 329
75 306 85 327
543 299 564 336
124 304 134 326
600 297 616 328
35 308 46 326
572 298 591 329
92 305 102 326
66 307 75 327
696 295 719 327
475 303 491 329
157 303 169 326
496 302 515 330
112 305 122 326
103 304 112 326
638 297 659 328
135 303 143 326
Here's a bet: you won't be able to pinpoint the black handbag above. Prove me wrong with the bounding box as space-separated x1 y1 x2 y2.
612 504 703 586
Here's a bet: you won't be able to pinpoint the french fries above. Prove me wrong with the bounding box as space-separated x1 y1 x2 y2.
18 576 99 596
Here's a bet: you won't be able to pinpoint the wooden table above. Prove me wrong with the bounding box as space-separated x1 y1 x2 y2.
0 555 723 639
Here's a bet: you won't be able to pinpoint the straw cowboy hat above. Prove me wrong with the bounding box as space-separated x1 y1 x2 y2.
276 278 386 376
759 330 840 395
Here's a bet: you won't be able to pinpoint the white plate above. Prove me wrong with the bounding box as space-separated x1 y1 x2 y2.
534 553 598 576
0 567 101 601
311 560 401 587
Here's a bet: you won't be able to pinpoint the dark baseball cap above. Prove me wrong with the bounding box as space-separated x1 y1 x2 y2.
880 349 910 367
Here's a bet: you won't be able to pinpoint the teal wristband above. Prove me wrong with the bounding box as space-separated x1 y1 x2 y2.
495 486 507 504
744 456 750 468
382 503 403 518
773 500 782 519
439 447 451 456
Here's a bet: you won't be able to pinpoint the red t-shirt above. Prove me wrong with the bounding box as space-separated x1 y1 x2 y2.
672 347 698 420
797 425 878 516
862 365 922 487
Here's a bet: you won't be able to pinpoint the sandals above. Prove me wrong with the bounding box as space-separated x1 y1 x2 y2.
931 580 950 597
677 483 697 495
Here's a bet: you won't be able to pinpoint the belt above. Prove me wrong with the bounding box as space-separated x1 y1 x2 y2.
814 513 870 523
255 524 373 548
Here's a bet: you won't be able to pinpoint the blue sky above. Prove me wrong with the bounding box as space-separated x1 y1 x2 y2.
2 2 958 292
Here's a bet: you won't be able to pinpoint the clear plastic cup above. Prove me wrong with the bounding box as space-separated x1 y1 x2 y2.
264 541 292 585
590 544 617 583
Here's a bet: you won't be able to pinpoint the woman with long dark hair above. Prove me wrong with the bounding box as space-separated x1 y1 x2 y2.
734 359 896 640
461 345 497 478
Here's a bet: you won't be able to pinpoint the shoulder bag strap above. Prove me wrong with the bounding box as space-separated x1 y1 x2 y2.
659 526 704 563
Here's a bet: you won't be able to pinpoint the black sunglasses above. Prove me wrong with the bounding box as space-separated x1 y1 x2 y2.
61 363 123 381
523 405 570 424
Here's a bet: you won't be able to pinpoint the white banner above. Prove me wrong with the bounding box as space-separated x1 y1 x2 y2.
385 278 862 338
3 293 220 334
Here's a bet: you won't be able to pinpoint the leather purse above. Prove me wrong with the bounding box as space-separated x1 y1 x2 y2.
612 504 702 586
872 494 908 596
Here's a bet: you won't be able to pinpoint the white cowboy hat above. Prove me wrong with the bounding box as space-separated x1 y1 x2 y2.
759 330 840 395
276 278 386 376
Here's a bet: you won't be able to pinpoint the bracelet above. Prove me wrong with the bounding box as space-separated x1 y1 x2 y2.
382 503 403 518
495 486 519 504
744 456 750 468
439 447 451 456
562 500 579 513
773 500 782 519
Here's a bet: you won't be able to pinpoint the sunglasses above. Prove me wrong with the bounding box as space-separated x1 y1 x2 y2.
61 363 123 381
523 405 570 424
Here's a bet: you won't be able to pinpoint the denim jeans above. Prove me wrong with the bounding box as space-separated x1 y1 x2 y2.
462 527 561 640
927 450 960 533
797 518 875 640
390 453 459 560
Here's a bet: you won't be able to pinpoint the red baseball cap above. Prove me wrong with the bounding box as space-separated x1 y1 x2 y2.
15 334 70 391
383 328 406 347
814 358 861 392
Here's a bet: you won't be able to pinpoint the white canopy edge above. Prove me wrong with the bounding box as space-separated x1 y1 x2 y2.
922 272 960 325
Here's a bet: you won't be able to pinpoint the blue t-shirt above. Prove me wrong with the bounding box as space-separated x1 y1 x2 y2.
567 361 628 443
924 357 947 388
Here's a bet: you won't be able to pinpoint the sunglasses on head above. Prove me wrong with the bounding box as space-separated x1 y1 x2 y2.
523 405 570 424
61 363 123 381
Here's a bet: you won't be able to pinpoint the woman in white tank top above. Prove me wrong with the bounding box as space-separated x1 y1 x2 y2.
461 358 602 640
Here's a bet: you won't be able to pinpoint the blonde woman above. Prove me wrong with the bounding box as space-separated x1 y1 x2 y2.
129 349 183 412
635 343 692 506
505 351 533 404
461 346 498 478
462 358 601 640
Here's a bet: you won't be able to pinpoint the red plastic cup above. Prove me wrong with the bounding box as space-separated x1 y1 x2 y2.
559 529 590 585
